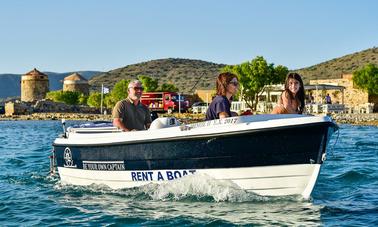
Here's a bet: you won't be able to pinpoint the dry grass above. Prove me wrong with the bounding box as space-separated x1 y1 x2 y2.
89 47 378 92
295 47 378 83
89 58 225 94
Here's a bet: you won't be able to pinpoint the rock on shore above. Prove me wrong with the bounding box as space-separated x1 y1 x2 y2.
0 113 112 121
331 113 378 126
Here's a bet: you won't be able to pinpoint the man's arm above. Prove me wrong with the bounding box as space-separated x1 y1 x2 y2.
113 118 131 131
112 101 133 131
145 108 153 129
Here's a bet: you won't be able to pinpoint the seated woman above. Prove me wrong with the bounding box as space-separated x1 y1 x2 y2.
271 72 305 114
206 72 239 120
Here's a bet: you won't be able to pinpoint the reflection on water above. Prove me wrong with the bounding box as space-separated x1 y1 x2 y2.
53 174 322 225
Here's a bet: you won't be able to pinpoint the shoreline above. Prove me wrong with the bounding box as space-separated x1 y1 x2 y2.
0 113 113 121
1 112 377 126
330 113 378 126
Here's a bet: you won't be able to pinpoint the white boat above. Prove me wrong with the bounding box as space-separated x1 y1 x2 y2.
52 114 338 199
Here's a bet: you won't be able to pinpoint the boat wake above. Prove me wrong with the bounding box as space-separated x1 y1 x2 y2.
53 173 303 203
49 173 319 225
140 173 264 202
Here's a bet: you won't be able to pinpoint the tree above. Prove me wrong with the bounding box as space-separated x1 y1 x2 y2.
87 92 102 108
138 75 159 92
106 79 130 108
78 93 88 105
46 90 62 102
353 64 378 94
265 64 288 102
271 65 289 85
46 90 82 105
222 56 288 110
159 83 179 92
61 91 81 105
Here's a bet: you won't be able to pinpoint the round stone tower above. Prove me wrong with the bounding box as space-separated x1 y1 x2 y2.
63 73 89 95
21 68 49 102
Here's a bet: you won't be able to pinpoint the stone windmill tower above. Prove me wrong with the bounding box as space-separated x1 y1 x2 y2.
21 68 49 102
63 73 89 95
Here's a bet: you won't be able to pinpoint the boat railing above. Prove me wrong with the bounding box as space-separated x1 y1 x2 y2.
67 121 121 133
192 106 208 114
68 127 121 133
306 103 345 114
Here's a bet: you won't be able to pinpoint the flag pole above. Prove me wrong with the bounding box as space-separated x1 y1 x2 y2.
101 84 104 114
178 93 181 115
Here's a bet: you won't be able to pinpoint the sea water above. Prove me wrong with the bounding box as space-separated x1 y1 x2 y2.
0 121 377 226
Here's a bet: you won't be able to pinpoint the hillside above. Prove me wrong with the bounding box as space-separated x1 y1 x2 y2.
89 58 226 93
90 48 378 92
2 47 377 99
295 47 378 83
0 71 101 99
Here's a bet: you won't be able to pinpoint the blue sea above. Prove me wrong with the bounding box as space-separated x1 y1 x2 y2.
0 120 377 226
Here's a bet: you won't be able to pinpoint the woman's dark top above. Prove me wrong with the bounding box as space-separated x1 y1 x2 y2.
205 95 231 120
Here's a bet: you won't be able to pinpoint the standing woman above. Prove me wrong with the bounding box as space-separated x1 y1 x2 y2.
271 72 305 114
206 72 239 120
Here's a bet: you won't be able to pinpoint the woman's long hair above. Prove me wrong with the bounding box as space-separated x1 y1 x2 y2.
284 72 305 113
216 72 238 96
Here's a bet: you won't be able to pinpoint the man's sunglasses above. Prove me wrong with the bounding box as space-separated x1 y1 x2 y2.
131 87 144 91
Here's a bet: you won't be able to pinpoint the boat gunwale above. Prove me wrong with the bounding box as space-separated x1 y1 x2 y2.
53 121 336 147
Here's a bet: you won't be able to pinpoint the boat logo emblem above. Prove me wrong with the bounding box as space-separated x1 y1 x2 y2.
64 147 76 167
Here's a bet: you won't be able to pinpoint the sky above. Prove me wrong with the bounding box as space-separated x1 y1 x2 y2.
1 0 377 74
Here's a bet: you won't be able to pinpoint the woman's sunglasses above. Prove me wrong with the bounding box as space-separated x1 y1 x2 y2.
229 81 239 86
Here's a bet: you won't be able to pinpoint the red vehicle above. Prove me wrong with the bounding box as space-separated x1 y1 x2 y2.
141 92 190 113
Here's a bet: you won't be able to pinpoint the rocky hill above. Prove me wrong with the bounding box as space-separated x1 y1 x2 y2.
295 47 378 83
1 47 377 99
90 47 378 92
89 58 226 93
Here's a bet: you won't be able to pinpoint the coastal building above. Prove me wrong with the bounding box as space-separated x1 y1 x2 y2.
310 74 377 113
233 84 346 114
5 101 30 116
191 74 377 114
21 68 49 102
63 73 89 95
194 89 215 104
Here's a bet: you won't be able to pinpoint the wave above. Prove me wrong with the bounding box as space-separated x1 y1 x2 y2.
50 175 322 226
3 158 25 167
321 204 378 226
53 173 304 203
140 173 265 202
355 140 378 147
333 170 371 182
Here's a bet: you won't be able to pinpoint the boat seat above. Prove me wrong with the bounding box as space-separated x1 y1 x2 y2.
149 117 180 130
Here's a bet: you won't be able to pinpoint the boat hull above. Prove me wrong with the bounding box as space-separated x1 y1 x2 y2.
57 164 321 199
52 115 336 198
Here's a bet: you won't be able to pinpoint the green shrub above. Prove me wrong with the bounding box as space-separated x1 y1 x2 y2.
87 92 102 108
46 90 83 105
